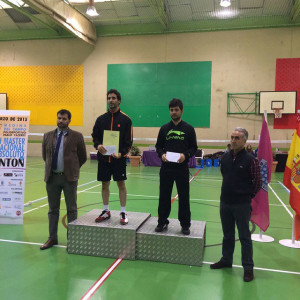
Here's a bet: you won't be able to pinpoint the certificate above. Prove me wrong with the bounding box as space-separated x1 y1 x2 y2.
166 151 180 163
103 130 119 155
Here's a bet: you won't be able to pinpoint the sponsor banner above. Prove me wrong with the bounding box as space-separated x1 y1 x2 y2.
0 110 30 224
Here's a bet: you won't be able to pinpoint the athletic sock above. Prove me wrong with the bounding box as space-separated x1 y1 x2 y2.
121 206 126 213
104 205 109 211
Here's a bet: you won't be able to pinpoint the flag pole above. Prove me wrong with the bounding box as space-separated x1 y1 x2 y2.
251 110 274 243
292 214 295 244
279 215 300 248
264 110 267 121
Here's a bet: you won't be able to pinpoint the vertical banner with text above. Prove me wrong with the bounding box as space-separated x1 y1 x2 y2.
0 110 30 224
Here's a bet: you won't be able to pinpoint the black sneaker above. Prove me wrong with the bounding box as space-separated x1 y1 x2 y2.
155 223 168 232
181 227 190 235
210 260 232 269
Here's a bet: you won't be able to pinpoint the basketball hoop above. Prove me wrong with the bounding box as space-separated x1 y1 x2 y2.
273 108 282 118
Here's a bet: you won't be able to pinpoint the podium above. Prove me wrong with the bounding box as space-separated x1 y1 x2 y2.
68 209 206 266
136 217 206 266
67 210 150 259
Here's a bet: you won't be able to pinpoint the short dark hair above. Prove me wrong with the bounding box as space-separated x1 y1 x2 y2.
57 109 71 120
169 98 183 110
107 89 121 102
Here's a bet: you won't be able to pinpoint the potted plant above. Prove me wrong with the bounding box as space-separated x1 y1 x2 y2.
129 145 141 167
272 152 278 173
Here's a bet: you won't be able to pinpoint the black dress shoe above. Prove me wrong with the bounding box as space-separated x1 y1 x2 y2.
210 260 232 269
40 238 58 250
155 223 168 232
181 227 190 235
243 270 254 282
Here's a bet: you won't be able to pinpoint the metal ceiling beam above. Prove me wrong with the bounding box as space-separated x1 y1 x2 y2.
147 0 168 30
290 0 300 22
22 0 97 45
1 0 62 34
0 28 74 41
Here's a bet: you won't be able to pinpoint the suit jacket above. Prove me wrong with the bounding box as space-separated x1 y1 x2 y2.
42 128 87 182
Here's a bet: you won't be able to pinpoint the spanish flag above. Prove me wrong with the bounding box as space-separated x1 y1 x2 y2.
283 114 300 240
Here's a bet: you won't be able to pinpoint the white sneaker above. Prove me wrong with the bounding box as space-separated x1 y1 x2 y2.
120 212 128 225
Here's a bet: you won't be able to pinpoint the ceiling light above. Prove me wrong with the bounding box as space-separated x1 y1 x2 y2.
86 0 99 17
215 10 237 19
220 0 231 8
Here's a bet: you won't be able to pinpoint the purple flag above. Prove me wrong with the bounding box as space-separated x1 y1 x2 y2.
250 118 273 231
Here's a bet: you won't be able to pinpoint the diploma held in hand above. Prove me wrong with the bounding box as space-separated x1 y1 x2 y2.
166 151 180 163
103 130 119 156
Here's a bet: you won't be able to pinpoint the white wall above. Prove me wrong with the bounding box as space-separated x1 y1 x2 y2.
0 27 298 146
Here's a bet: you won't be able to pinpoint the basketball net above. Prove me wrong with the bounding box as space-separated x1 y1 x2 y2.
273 108 282 118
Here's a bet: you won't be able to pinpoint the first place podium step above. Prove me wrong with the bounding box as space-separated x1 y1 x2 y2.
67 209 206 266
67 209 150 260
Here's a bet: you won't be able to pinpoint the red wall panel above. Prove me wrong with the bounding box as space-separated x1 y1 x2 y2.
274 58 300 129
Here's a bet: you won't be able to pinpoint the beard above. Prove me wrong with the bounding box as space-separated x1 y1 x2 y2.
171 115 181 122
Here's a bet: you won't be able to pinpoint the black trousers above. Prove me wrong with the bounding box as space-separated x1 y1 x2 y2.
158 164 191 227
220 202 254 270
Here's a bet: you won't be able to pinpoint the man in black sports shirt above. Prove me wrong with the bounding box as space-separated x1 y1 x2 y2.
92 89 133 225
155 98 197 235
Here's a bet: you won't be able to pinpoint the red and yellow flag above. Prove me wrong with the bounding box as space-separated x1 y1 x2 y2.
283 115 300 240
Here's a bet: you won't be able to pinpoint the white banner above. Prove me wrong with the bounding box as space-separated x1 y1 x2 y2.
0 110 30 225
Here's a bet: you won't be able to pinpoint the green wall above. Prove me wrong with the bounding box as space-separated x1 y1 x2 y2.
107 61 211 127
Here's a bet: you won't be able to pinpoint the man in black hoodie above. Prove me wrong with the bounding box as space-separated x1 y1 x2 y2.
210 127 261 282
155 98 197 235
92 89 133 225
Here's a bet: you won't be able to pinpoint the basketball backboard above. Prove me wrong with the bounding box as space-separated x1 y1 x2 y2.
259 91 296 114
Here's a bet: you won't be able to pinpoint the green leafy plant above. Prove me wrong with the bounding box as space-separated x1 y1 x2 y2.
130 145 141 156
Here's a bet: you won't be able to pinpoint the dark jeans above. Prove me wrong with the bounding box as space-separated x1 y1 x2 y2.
220 202 254 270
158 164 191 228
46 174 78 239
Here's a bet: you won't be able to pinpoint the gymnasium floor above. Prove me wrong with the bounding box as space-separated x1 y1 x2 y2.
1 157 300 300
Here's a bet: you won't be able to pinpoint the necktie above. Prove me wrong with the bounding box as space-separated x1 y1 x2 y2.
52 131 63 170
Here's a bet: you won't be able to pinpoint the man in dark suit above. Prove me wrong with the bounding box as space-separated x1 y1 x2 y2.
40 109 87 250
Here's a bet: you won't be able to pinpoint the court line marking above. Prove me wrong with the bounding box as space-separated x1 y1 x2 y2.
24 183 101 214
1 238 299 276
203 261 300 275
25 162 45 167
277 180 290 194
80 258 123 300
127 175 222 182
81 191 291 207
24 180 98 207
84 191 157 198
0 239 66 248
269 184 293 218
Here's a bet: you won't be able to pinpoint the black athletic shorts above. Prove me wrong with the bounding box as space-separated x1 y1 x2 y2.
97 158 127 182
